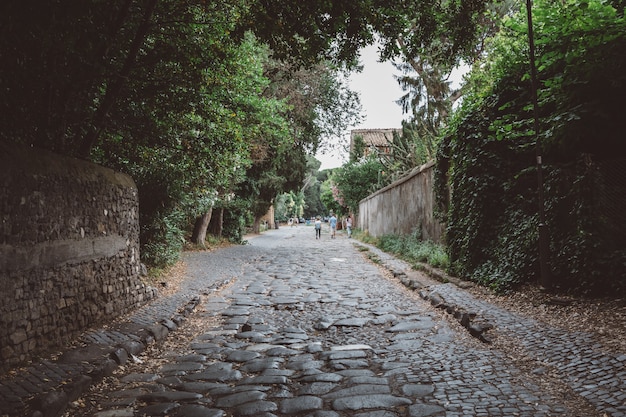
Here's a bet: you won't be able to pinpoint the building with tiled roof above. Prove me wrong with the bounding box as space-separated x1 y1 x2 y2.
349 128 402 158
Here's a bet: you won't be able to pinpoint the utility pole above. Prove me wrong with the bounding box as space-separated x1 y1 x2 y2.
525 0 551 289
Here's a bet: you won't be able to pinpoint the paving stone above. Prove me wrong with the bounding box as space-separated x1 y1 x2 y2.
322 384 391 399
386 339 424 350
93 409 135 417
286 360 324 371
321 350 368 360
386 320 434 332
239 358 284 373
331 394 412 411
297 382 339 395
281 331 309 339
226 350 261 362
272 297 301 304
402 384 436 398
190 342 223 352
238 375 289 385
138 391 203 403
184 369 242 382
157 376 183 387
235 331 268 339
214 390 266 407
336 369 376 378
136 402 180 416
265 346 300 356
177 354 207 362
330 344 373 351
305 343 324 353
159 362 204 374
279 395 323 414
245 343 276 352
299 372 344 383
346 376 389 385
232 400 278 415
330 359 370 370
334 318 370 327
245 365 284 376
119 373 160 383
222 309 250 317
307 412 341 417
173 405 224 417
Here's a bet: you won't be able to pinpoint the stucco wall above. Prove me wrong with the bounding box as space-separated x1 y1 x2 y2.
358 161 445 242
0 143 156 370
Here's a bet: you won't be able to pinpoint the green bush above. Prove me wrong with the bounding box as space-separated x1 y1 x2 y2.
141 209 186 268
375 233 449 271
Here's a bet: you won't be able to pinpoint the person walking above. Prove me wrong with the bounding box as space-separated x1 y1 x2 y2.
314 216 322 239
329 213 337 239
346 215 352 238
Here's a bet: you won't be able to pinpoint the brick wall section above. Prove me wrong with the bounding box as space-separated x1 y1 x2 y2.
0 143 156 370
358 161 445 243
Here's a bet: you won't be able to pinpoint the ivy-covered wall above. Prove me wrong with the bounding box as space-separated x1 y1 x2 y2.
432 0 626 295
0 143 157 370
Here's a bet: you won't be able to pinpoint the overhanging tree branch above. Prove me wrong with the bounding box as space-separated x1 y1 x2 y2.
78 0 158 158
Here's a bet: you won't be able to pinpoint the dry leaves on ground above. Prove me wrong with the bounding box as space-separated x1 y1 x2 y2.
469 283 626 354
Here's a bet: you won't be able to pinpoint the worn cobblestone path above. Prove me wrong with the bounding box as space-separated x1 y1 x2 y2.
53 225 622 417
3 226 624 417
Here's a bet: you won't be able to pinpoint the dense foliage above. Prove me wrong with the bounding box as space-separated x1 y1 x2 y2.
377 232 450 270
437 0 626 294
237 0 488 67
0 0 494 269
327 156 385 215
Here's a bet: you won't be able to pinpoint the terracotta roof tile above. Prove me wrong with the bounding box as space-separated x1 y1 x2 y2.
350 128 401 149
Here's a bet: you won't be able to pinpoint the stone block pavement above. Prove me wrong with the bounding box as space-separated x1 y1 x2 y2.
0 226 624 417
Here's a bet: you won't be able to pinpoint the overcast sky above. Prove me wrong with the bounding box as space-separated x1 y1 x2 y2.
315 45 468 171
316 44 406 170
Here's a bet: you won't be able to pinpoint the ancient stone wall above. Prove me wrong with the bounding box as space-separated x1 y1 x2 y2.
0 143 156 370
358 161 445 242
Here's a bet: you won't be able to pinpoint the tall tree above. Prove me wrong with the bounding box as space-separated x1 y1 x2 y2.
1 0 493 265
330 156 385 215
238 59 362 234
383 0 518 180
238 0 489 67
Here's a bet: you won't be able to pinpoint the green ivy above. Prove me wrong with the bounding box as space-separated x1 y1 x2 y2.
438 0 626 294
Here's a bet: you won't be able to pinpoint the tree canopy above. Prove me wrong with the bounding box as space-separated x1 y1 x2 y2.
1 0 492 268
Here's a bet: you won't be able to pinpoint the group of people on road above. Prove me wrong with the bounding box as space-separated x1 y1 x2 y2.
314 212 351 239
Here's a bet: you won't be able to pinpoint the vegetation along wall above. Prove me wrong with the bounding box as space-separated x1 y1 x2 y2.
359 161 444 242
0 143 156 370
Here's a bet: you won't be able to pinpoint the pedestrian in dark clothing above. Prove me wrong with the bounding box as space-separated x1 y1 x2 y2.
314 216 322 239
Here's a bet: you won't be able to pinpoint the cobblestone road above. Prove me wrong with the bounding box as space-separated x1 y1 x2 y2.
3 225 624 417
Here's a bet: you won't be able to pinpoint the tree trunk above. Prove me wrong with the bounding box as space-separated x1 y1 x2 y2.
191 209 213 246
208 207 223 238
252 216 262 234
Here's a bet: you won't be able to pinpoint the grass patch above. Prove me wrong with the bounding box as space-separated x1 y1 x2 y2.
356 230 449 271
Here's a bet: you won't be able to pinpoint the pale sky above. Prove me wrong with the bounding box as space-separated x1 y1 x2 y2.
316 44 406 170
315 44 468 171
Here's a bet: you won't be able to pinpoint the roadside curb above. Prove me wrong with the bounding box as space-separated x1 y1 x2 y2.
0 295 201 417
354 241 495 344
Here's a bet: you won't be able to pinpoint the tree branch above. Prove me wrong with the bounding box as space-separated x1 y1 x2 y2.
78 0 158 159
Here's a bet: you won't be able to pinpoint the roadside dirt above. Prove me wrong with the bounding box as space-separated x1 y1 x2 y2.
468 283 626 354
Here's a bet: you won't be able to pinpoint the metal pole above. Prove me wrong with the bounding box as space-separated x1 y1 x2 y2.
526 0 551 289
